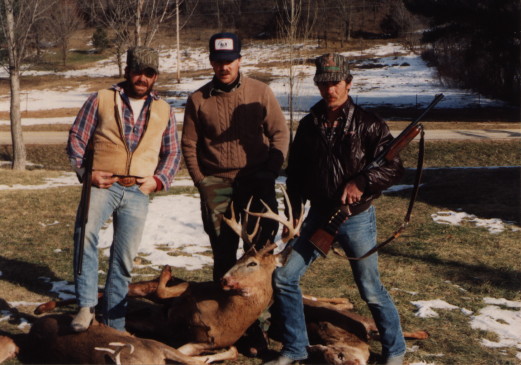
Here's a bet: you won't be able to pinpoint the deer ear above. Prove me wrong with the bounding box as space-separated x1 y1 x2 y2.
276 244 293 267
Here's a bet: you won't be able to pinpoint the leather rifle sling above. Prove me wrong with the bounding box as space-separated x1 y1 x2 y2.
341 127 426 261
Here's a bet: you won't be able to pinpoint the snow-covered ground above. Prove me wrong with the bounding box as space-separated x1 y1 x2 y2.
0 41 519 363
0 42 510 127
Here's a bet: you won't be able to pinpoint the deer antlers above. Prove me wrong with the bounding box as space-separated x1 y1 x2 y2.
245 185 304 243
223 185 304 248
222 197 261 248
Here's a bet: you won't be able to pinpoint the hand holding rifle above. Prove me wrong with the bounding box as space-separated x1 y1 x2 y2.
309 93 445 258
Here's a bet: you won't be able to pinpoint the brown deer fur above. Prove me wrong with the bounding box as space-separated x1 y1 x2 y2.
0 335 18 364
303 298 429 365
27 314 237 364
126 243 290 356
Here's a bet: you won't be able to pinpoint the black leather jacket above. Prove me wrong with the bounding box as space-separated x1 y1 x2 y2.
286 97 404 216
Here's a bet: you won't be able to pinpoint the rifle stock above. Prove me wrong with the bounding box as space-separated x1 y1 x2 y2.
308 94 444 258
76 146 93 276
309 229 335 257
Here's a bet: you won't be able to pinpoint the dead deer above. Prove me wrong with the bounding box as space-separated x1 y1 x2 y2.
0 335 18 364
124 189 303 358
27 314 236 364
303 297 429 365
34 186 303 363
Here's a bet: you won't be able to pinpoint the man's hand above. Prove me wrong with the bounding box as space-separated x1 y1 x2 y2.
340 181 363 205
137 176 157 195
92 171 118 189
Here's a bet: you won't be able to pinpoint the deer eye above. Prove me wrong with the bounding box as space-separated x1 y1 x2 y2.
247 261 258 267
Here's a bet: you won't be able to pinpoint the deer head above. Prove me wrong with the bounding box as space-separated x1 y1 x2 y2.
220 243 291 296
220 185 303 296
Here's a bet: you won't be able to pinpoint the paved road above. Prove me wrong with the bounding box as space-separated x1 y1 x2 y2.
1 129 520 144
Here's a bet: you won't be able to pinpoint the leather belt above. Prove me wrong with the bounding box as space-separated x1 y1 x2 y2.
117 176 138 187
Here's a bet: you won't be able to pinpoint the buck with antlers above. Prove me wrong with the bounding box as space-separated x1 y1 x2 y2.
30 186 428 364
32 187 303 363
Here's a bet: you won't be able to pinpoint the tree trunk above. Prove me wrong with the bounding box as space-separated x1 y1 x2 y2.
3 0 27 170
9 69 26 170
176 0 181 83
135 0 144 46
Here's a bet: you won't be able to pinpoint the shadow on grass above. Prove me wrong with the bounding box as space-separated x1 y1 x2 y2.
393 166 520 224
384 247 521 293
0 256 63 298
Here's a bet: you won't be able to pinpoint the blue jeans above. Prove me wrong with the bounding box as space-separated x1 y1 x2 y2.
73 183 149 331
272 205 406 361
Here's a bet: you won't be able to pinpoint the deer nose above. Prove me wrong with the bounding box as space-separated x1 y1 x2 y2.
221 275 237 290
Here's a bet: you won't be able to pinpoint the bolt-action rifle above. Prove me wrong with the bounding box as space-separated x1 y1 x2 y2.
76 145 94 276
308 93 444 258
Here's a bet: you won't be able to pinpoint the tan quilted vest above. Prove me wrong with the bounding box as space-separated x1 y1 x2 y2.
92 89 170 177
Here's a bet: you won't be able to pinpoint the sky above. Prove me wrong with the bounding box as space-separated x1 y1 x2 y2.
0 41 519 363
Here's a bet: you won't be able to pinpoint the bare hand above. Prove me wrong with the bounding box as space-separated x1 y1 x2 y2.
340 181 363 205
137 176 157 195
91 171 118 189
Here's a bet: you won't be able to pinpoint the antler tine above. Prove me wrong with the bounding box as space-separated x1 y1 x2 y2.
243 196 261 246
245 185 304 244
222 199 261 248
280 184 305 236
222 201 243 238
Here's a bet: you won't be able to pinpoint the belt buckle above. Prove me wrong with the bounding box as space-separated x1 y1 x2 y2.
118 176 137 187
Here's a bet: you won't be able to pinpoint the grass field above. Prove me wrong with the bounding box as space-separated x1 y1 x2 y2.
0 138 520 365
1 30 520 364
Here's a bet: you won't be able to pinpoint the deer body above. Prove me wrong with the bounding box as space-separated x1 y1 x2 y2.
0 335 18 364
27 314 213 365
129 243 287 356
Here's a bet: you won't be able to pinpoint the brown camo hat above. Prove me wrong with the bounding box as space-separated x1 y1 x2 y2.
313 53 350 83
127 46 159 74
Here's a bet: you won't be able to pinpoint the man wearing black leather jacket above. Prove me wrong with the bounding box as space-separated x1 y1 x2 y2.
265 53 406 365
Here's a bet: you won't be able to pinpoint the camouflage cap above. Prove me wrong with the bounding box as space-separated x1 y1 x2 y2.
313 53 350 83
126 46 159 74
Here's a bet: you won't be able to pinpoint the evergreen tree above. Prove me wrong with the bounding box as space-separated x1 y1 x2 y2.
92 27 110 53
404 0 520 105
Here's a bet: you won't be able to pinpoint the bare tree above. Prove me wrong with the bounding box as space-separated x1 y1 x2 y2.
173 0 199 82
85 0 134 77
46 0 83 66
335 0 354 42
276 0 317 141
87 0 181 77
0 0 53 170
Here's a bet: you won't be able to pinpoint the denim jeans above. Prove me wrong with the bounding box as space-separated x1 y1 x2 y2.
271 205 406 361
73 183 149 331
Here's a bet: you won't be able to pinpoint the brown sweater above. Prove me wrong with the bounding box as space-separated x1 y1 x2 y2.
182 75 289 184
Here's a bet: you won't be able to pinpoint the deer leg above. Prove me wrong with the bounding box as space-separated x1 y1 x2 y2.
303 295 354 311
176 342 214 356
403 330 429 340
127 280 159 297
34 293 103 315
192 346 239 363
156 265 190 299
370 330 429 341
161 347 208 365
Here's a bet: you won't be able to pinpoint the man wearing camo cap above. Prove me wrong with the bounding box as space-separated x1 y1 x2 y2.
266 53 406 365
67 46 181 332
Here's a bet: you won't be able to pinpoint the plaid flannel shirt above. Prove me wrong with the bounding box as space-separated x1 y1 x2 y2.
67 83 180 190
